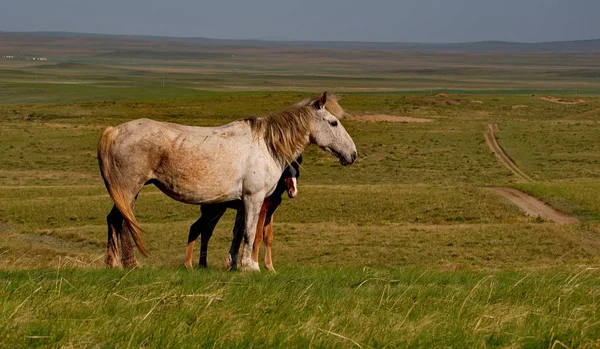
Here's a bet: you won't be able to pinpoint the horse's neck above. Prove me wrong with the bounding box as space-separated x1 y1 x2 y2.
268 137 309 171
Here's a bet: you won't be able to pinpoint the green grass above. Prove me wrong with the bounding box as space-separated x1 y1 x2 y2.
0 82 220 104
0 184 529 229
2 268 600 348
498 120 600 181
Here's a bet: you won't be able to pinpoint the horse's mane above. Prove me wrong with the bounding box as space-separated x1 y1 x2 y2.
246 93 344 162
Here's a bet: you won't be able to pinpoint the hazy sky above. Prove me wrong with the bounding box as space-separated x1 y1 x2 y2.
1 0 599 43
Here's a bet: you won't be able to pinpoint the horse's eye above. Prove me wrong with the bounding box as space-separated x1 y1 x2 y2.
329 120 338 127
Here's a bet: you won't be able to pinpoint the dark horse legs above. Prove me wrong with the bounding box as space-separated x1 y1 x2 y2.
184 205 227 269
185 203 246 270
186 198 282 271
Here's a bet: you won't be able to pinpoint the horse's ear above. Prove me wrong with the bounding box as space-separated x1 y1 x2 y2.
313 91 328 110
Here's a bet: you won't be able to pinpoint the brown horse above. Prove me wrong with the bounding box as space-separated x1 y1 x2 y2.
98 92 356 270
184 157 301 271
252 158 301 271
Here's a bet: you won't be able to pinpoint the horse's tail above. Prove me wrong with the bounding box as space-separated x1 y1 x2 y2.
98 126 149 257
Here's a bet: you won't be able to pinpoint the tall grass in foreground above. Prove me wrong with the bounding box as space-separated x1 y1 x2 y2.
1 267 599 348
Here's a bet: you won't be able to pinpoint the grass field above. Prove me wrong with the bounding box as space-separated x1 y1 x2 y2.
1 33 600 348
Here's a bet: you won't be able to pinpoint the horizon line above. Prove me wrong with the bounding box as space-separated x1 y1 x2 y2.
2 30 599 46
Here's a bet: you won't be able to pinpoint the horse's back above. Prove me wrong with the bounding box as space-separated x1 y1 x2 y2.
114 118 250 143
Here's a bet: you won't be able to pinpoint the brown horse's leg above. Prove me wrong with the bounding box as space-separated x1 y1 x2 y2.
184 241 195 270
106 206 122 268
264 216 275 272
252 199 270 266
262 196 279 272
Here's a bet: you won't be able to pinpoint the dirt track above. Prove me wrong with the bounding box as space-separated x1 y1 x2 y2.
482 124 580 223
484 123 533 182
486 187 579 223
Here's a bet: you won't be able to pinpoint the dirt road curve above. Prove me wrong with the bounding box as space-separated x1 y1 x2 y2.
484 123 533 182
487 187 579 223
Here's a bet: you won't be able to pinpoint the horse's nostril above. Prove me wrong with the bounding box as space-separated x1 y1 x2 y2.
351 152 357 162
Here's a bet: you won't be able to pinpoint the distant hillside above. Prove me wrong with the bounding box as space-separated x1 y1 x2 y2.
2 31 600 53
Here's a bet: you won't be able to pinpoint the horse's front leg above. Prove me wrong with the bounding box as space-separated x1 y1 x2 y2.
240 195 264 271
198 205 227 268
263 217 275 272
185 205 227 269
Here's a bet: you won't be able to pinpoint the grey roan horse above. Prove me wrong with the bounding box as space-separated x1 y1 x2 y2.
98 92 357 270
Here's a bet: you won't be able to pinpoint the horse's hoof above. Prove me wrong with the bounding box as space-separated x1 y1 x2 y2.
105 256 123 269
184 261 193 270
105 263 123 269
122 259 140 269
240 260 260 272
225 254 235 271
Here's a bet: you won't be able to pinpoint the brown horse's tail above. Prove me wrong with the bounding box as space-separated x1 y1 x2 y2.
98 126 149 257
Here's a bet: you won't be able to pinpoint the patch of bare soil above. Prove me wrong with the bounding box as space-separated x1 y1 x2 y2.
486 187 579 223
471 100 484 104
511 105 528 109
538 96 586 105
348 114 432 123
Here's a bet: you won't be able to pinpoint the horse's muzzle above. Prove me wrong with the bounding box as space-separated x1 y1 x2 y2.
350 151 357 164
324 147 357 166
340 151 358 166
284 177 298 198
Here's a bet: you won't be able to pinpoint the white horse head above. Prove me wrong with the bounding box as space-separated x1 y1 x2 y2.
309 92 357 165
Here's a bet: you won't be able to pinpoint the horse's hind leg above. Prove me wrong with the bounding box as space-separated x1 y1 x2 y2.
184 205 227 269
120 225 140 268
104 181 145 268
120 193 141 268
106 206 122 268
106 205 140 268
